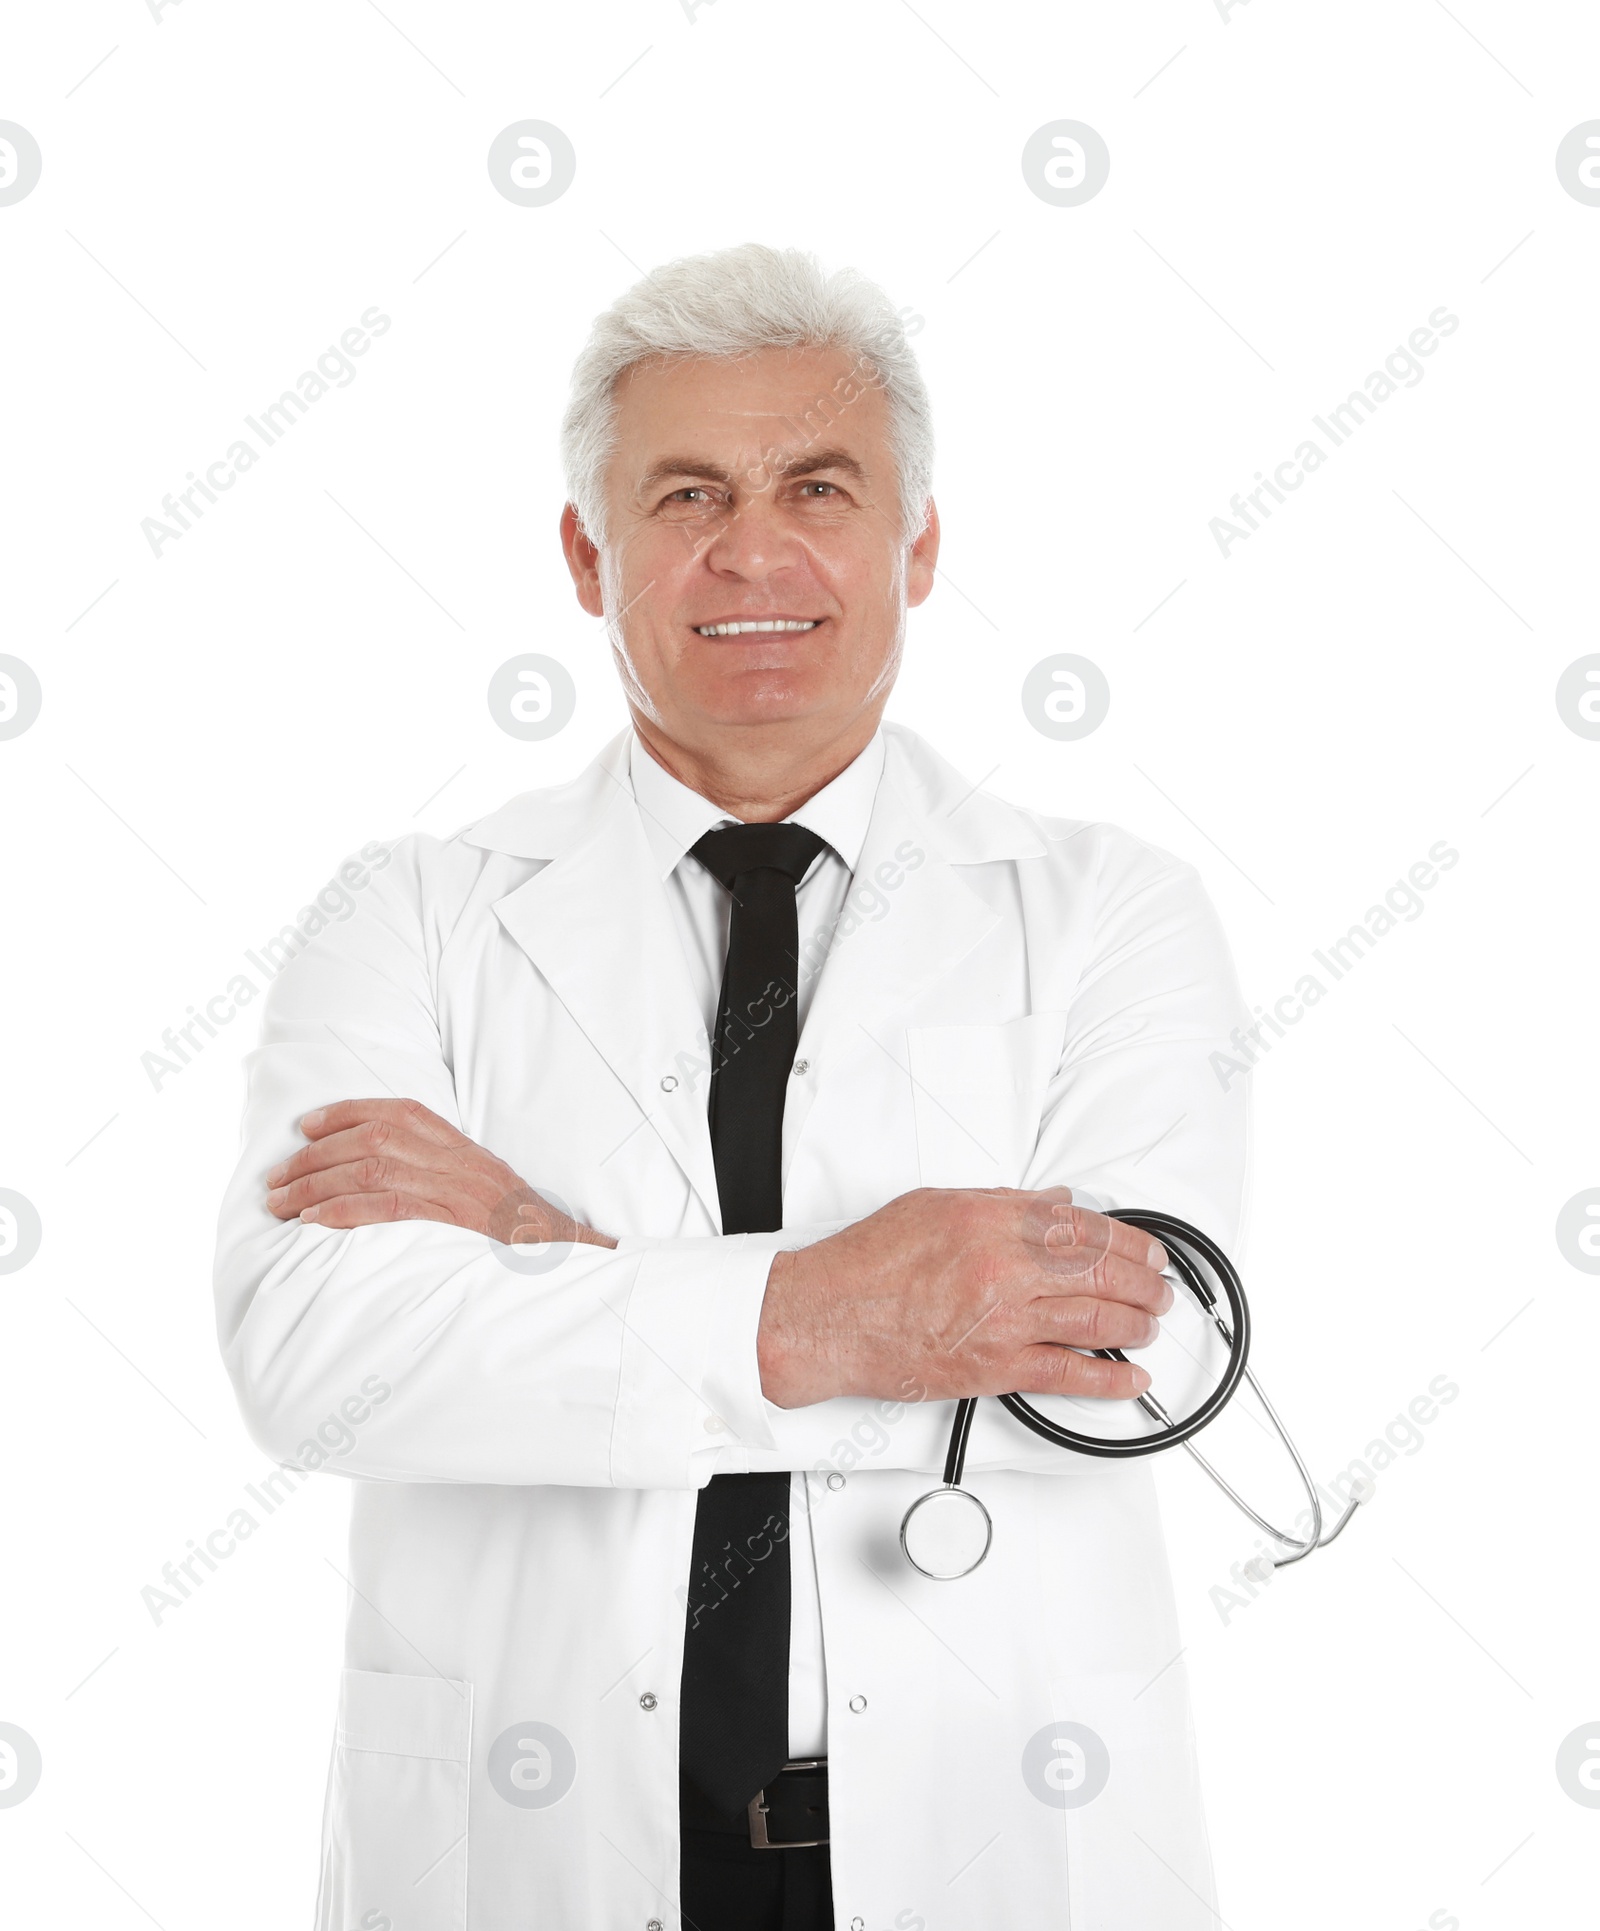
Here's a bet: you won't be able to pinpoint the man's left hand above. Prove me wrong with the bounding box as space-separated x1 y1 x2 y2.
264 1098 616 1248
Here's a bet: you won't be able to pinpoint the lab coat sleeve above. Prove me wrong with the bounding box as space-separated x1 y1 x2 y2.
213 835 791 1491
1018 827 1252 1250
986 829 1254 1453
616 1219 858 1463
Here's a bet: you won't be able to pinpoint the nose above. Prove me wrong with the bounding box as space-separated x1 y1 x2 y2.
698 487 806 582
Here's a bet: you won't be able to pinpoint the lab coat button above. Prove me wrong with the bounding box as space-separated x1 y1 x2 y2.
792 1058 809 1076
826 1472 845 1491
648 1920 664 1930
848 1694 867 1713
703 1414 727 1434
660 1075 678 1092
852 1920 866 1930
639 1692 657 1711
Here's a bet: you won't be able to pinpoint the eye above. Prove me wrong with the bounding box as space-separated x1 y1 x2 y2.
654 484 725 520
798 480 841 497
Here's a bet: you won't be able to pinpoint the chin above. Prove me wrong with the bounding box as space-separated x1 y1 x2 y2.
688 661 835 721
704 692 826 729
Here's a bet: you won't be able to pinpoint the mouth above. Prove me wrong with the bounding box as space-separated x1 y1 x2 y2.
693 618 822 637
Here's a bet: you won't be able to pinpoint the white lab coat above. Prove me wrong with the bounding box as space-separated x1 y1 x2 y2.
214 721 1250 1931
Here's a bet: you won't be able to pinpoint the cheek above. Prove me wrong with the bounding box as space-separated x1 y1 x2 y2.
608 522 673 589
603 532 684 633
805 528 897 608
810 614 901 696
609 616 672 694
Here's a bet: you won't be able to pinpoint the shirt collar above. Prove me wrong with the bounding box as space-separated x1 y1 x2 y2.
627 726 886 881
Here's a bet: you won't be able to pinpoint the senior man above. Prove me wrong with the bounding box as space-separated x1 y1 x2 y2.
216 243 1249 1931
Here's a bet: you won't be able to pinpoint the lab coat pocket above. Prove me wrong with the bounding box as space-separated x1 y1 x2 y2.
316 1668 473 1931
905 1012 1069 1188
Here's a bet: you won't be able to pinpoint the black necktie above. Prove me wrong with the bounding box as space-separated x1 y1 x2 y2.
678 820 829 1824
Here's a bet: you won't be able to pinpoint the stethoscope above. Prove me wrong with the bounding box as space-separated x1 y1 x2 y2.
899 1209 1371 1581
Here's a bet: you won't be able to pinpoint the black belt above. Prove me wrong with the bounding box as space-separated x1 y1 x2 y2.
682 1760 829 1848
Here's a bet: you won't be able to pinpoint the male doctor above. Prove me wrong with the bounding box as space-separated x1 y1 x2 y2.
215 244 1250 1931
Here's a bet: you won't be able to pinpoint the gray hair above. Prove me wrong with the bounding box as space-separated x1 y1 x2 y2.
560 243 933 547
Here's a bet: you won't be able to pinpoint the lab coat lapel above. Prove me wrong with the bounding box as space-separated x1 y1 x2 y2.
785 738 1010 1150
467 725 1049 1225
477 741 723 1228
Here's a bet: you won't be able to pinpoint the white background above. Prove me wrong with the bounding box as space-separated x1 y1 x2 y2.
2 2 1597 1926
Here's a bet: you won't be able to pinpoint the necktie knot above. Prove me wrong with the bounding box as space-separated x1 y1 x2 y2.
689 821 829 892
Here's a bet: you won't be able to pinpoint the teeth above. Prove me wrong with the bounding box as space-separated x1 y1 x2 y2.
695 620 819 636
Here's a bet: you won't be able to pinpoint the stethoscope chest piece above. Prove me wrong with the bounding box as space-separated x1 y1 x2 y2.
900 1485 992 1580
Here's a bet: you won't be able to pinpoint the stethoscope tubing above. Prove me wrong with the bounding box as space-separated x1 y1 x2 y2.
923 1208 1365 1573
940 1209 1252 1490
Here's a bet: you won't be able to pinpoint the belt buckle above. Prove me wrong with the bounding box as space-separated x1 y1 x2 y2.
746 1760 827 1849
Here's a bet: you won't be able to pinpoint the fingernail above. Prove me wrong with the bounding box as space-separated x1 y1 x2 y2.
266 1187 287 1208
299 1205 320 1223
265 1162 287 1187
301 1108 325 1131
1147 1240 1167 1269
1132 1366 1151 1393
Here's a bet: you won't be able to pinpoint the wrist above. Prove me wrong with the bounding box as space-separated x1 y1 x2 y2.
757 1246 833 1409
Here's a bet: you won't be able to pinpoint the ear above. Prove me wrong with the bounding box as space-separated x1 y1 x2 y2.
560 503 605 617
905 499 941 608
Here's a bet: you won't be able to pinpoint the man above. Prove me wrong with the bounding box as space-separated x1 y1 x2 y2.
215 243 1250 1931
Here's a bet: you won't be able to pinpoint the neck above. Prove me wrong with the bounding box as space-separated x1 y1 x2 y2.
631 712 881 822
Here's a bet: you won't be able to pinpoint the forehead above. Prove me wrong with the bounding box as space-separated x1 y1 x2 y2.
607 345 890 473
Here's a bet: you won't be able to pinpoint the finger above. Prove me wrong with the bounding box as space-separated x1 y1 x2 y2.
1013 1344 1151 1401
1027 1295 1161 1353
1038 1246 1174 1315
267 1117 440 1188
1038 1202 1167 1274
290 1189 433 1230
297 1097 463 1148
267 1157 447 1219
268 1126 380 1188
500 1197 577 1244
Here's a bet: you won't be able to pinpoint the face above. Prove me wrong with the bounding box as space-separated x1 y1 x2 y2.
562 345 939 765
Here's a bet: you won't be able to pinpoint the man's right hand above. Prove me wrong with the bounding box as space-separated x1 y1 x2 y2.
756 1187 1172 1410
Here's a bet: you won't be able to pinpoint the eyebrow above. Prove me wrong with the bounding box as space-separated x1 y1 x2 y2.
780 446 868 483
637 446 870 494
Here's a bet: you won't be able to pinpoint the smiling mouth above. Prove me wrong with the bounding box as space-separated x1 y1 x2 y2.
693 619 821 636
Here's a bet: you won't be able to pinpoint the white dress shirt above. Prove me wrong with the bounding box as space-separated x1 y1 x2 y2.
628 726 887 1761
